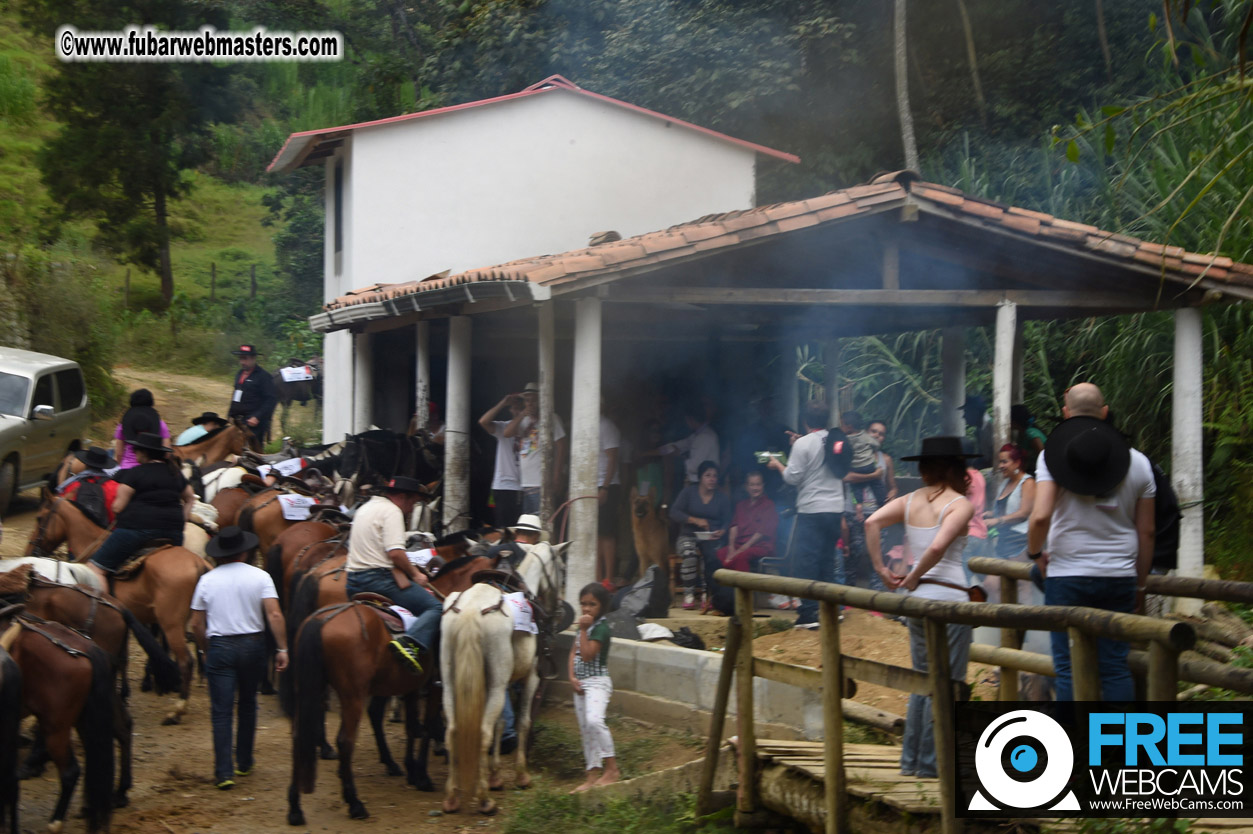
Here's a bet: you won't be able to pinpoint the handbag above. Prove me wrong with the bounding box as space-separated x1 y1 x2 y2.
917 578 987 603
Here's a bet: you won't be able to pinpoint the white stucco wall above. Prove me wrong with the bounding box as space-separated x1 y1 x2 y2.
342 90 758 292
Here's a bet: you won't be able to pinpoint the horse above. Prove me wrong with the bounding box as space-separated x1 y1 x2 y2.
210 485 253 528
25 492 211 562
22 500 210 724
0 645 19 834
273 359 322 435
1 604 114 834
238 483 339 558
440 541 567 815
284 552 498 825
265 521 343 608
3 571 181 808
171 417 257 466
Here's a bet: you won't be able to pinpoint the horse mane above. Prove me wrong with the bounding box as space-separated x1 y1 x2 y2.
435 552 483 576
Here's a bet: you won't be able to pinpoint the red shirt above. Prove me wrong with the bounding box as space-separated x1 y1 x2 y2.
730 496 779 551
62 478 121 525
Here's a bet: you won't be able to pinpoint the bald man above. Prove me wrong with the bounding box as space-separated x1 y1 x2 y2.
1027 382 1156 702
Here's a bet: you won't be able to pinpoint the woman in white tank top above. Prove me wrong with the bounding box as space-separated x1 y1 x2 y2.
864 436 976 779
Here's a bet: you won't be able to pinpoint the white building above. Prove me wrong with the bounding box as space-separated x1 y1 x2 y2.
268 75 797 440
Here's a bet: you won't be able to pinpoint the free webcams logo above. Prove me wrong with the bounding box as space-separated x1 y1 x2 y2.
968 709 1080 812
956 703 1252 819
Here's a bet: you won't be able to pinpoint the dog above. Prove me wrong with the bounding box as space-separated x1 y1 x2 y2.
629 485 670 582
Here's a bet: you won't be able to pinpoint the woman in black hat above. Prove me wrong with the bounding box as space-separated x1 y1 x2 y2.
865 436 976 779
113 389 171 470
87 432 196 584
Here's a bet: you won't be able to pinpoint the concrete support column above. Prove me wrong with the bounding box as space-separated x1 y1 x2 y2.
940 327 966 437
322 329 353 442
353 332 372 433
442 316 471 533
824 340 840 425
414 322 430 431
1173 307 1204 613
992 301 1017 451
567 298 601 601
538 302 556 527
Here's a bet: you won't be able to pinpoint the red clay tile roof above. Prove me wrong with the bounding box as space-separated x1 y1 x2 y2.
269 75 799 173
324 174 1253 313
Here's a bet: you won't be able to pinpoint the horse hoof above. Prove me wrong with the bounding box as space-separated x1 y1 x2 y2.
287 810 306 827
489 784 503 792
140 678 153 693
161 715 181 726
47 821 64 834
113 792 130 808
384 762 403 777
348 802 369 820
442 799 460 814
478 800 498 816
17 763 44 780
319 745 338 761
516 778 532 790
410 777 434 792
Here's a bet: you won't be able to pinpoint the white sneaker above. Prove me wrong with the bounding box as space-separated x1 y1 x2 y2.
794 621 820 630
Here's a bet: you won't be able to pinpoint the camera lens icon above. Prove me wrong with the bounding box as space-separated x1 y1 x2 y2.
969 710 1080 812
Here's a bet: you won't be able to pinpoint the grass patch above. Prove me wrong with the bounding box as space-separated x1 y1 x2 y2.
504 790 746 834
529 716 704 782
754 617 794 638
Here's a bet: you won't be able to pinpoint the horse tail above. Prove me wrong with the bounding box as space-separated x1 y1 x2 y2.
78 645 115 833
238 498 260 536
265 542 286 605
290 616 327 793
121 605 181 695
449 605 486 802
0 648 21 834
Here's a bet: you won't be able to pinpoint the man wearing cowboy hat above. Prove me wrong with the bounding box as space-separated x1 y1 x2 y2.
489 513 544 568
174 411 228 447
1027 382 1156 702
57 446 120 526
345 476 438 673
190 526 288 790
227 345 278 445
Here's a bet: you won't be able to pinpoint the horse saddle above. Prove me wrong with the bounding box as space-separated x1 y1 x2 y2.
308 505 351 526
469 568 528 595
113 543 175 580
349 593 407 634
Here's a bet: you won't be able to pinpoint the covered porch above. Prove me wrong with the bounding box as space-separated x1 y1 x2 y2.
310 171 1253 609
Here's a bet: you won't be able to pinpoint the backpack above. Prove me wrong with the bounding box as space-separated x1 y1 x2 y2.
610 565 672 619
1150 461 1182 571
72 476 110 528
823 427 854 479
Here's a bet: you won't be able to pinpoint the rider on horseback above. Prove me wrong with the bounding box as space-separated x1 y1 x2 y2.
344 476 437 673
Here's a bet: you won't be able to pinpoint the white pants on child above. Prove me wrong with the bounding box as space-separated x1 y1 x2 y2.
574 675 615 770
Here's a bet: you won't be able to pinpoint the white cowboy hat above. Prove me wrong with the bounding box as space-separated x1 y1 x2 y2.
508 513 544 534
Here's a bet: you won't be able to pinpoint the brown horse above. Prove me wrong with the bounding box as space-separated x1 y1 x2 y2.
1 605 114 834
210 485 252 529
171 417 257 466
24 499 210 724
238 488 321 558
284 553 497 824
0 645 19 834
264 521 342 607
11 576 181 808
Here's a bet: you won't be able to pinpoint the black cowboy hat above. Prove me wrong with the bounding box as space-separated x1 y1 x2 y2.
131 432 170 456
231 344 263 357
192 411 225 426
1042 416 1131 496
900 436 980 462
207 526 260 561
73 446 116 470
383 475 429 495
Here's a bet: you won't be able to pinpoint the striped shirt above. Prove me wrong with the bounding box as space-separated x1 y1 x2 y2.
574 618 611 679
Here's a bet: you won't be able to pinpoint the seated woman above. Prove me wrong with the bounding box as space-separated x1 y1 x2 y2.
668 460 731 611
88 432 196 584
716 470 778 573
865 436 975 779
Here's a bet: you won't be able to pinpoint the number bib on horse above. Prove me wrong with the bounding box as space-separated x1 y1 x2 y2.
504 591 537 634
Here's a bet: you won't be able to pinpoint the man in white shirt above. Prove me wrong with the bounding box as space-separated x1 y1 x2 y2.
1027 382 1155 701
768 401 846 629
478 393 525 528
345 476 438 673
189 526 288 790
654 402 720 486
597 410 622 582
505 382 568 515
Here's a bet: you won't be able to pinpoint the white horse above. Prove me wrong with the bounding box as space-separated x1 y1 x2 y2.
439 541 567 814
0 556 102 590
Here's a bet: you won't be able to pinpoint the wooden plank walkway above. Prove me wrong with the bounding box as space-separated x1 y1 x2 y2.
749 739 1253 833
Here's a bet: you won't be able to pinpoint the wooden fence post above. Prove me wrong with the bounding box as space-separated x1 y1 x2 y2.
734 587 758 818
1069 627 1102 701
1147 642 1180 702
999 575 1020 701
819 601 848 834
210 262 216 300
697 616 742 816
924 618 961 834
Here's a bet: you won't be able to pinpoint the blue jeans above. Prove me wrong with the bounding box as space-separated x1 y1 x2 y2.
345 568 441 651
207 633 267 782
902 619 972 777
521 488 540 515
1045 575 1137 701
90 526 184 573
789 512 844 625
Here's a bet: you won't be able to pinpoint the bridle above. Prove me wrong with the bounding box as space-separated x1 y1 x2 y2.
27 497 62 558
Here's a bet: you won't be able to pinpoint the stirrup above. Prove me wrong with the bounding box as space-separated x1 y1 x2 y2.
388 638 423 674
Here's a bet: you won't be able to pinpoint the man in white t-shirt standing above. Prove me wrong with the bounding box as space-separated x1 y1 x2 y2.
597 409 622 583
1027 383 1155 701
478 392 525 528
505 382 567 515
189 526 288 791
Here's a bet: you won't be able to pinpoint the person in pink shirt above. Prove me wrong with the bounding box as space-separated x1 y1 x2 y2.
962 439 988 579
113 389 171 469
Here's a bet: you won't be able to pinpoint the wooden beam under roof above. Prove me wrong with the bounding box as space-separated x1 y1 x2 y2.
603 287 1195 309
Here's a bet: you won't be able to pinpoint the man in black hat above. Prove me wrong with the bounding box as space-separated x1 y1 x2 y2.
1027 382 1156 701
228 345 278 445
344 476 438 673
189 526 288 790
